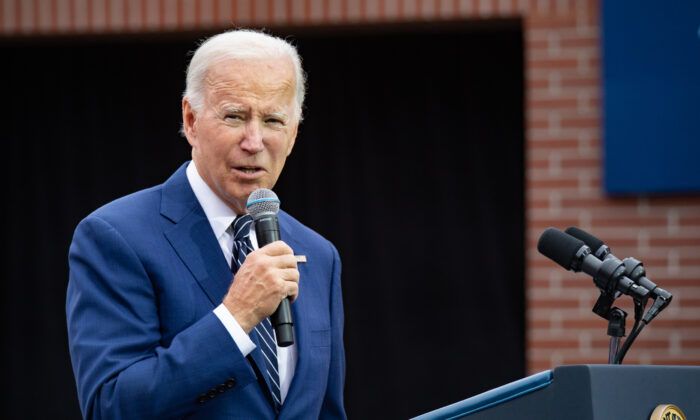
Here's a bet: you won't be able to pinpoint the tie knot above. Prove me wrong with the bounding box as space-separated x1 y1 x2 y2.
232 214 253 241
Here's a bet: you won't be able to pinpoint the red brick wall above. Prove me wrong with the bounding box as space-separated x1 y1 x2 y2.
5 0 699 374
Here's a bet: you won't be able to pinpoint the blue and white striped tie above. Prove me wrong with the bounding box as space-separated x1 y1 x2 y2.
230 214 282 409
231 214 254 270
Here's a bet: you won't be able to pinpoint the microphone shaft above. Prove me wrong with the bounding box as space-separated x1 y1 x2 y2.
255 215 294 347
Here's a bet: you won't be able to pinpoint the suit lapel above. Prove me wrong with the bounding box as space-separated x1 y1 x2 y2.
160 163 232 306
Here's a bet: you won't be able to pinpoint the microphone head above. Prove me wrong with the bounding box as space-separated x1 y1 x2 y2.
246 188 281 220
537 227 587 271
565 226 606 256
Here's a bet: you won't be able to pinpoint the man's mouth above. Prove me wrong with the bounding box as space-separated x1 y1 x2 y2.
236 166 262 174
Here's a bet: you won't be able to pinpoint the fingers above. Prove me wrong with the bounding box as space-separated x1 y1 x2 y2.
223 241 300 332
259 240 294 257
245 243 297 270
286 286 299 303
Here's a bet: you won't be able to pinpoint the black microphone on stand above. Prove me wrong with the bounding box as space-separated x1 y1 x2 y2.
564 226 672 323
246 189 294 347
537 227 654 364
537 227 651 300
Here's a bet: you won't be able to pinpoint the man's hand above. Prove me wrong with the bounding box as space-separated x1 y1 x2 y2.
223 241 299 333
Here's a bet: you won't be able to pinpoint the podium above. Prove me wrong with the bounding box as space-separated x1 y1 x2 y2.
412 365 699 419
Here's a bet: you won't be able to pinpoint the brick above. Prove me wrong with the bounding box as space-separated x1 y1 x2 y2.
527 179 578 188
651 237 700 247
528 339 580 349
530 298 580 309
560 117 599 128
527 78 550 89
528 97 579 109
560 36 598 49
559 197 633 209
528 57 579 69
678 298 700 308
526 37 549 50
528 138 579 149
528 219 582 230
647 196 700 206
683 339 700 347
527 319 551 329
593 338 668 348
560 75 599 87
562 319 608 329
681 217 700 226
650 319 700 328
592 217 667 227
526 13 577 30
526 118 550 129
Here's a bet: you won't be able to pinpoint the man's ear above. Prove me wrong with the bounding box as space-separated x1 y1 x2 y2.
182 97 197 147
286 123 298 156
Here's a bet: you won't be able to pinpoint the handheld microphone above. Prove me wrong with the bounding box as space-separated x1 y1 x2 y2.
537 228 650 300
247 189 294 347
564 226 672 322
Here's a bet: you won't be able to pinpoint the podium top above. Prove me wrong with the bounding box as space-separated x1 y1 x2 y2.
412 365 700 420
411 370 553 420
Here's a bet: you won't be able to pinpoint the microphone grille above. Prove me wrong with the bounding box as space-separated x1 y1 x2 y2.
537 227 585 270
246 188 280 219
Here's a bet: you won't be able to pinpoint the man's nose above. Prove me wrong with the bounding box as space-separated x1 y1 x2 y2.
240 121 264 153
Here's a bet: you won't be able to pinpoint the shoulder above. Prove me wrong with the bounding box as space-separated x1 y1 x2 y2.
71 184 174 256
83 185 164 231
77 162 191 233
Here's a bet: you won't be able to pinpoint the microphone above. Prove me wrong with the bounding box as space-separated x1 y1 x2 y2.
537 228 651 300
246 189 294 347
564 226 611 260
564 226 672 322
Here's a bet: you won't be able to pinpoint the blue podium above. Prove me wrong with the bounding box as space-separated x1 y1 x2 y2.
412 365 699 419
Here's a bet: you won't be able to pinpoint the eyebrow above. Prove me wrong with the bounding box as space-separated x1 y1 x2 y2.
222 106 245 114
220 107 288 120
266 112 289 121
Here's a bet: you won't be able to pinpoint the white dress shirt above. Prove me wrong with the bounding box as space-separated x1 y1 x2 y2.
186 161 297 403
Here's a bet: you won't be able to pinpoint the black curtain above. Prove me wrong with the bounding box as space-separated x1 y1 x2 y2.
1 22 523 419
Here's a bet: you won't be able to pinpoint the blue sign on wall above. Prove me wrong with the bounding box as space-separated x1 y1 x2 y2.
603 1 700 194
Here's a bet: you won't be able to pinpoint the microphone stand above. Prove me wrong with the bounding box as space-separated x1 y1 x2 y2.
592 291 626 364
606 308 626 364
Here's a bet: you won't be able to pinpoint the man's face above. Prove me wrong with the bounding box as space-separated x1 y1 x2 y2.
183 57 298 214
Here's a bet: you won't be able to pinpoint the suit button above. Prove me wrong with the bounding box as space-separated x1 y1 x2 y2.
217 384 227 394
225 378 236 388
207 389 217 399
197 394 207 405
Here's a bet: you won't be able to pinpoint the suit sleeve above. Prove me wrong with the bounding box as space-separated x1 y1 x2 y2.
66 215 258 419
319 242 347 419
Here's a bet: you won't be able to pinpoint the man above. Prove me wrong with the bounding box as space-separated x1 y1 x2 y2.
66 30 346 419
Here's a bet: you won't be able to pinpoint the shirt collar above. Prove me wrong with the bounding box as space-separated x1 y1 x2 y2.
186 161 238 240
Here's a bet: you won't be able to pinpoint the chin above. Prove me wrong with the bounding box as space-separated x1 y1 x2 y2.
229 185 263 204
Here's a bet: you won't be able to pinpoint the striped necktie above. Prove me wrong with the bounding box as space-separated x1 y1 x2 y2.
230 214 282 409
231 214 254 270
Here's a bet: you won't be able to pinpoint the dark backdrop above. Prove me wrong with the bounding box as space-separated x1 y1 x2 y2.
1 22 524 419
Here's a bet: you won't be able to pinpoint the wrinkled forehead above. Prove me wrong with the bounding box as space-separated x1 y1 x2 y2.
204 57 296 103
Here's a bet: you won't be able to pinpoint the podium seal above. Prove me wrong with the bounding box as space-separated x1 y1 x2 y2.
650 404 687 420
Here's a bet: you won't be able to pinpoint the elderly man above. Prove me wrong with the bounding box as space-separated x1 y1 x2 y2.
66 30 346 419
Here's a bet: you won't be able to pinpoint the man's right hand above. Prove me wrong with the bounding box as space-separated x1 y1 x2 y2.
222 241 299 333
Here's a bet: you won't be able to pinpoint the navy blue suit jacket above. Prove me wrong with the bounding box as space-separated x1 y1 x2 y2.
66 163 346 419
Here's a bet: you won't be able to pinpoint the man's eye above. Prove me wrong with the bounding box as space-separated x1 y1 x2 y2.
266 118 284 125
225 114 242 121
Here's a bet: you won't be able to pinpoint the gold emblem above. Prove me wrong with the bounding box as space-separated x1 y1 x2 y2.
650 404 687 420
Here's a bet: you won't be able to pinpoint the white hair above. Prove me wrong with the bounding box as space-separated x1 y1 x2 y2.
184 29 306 122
